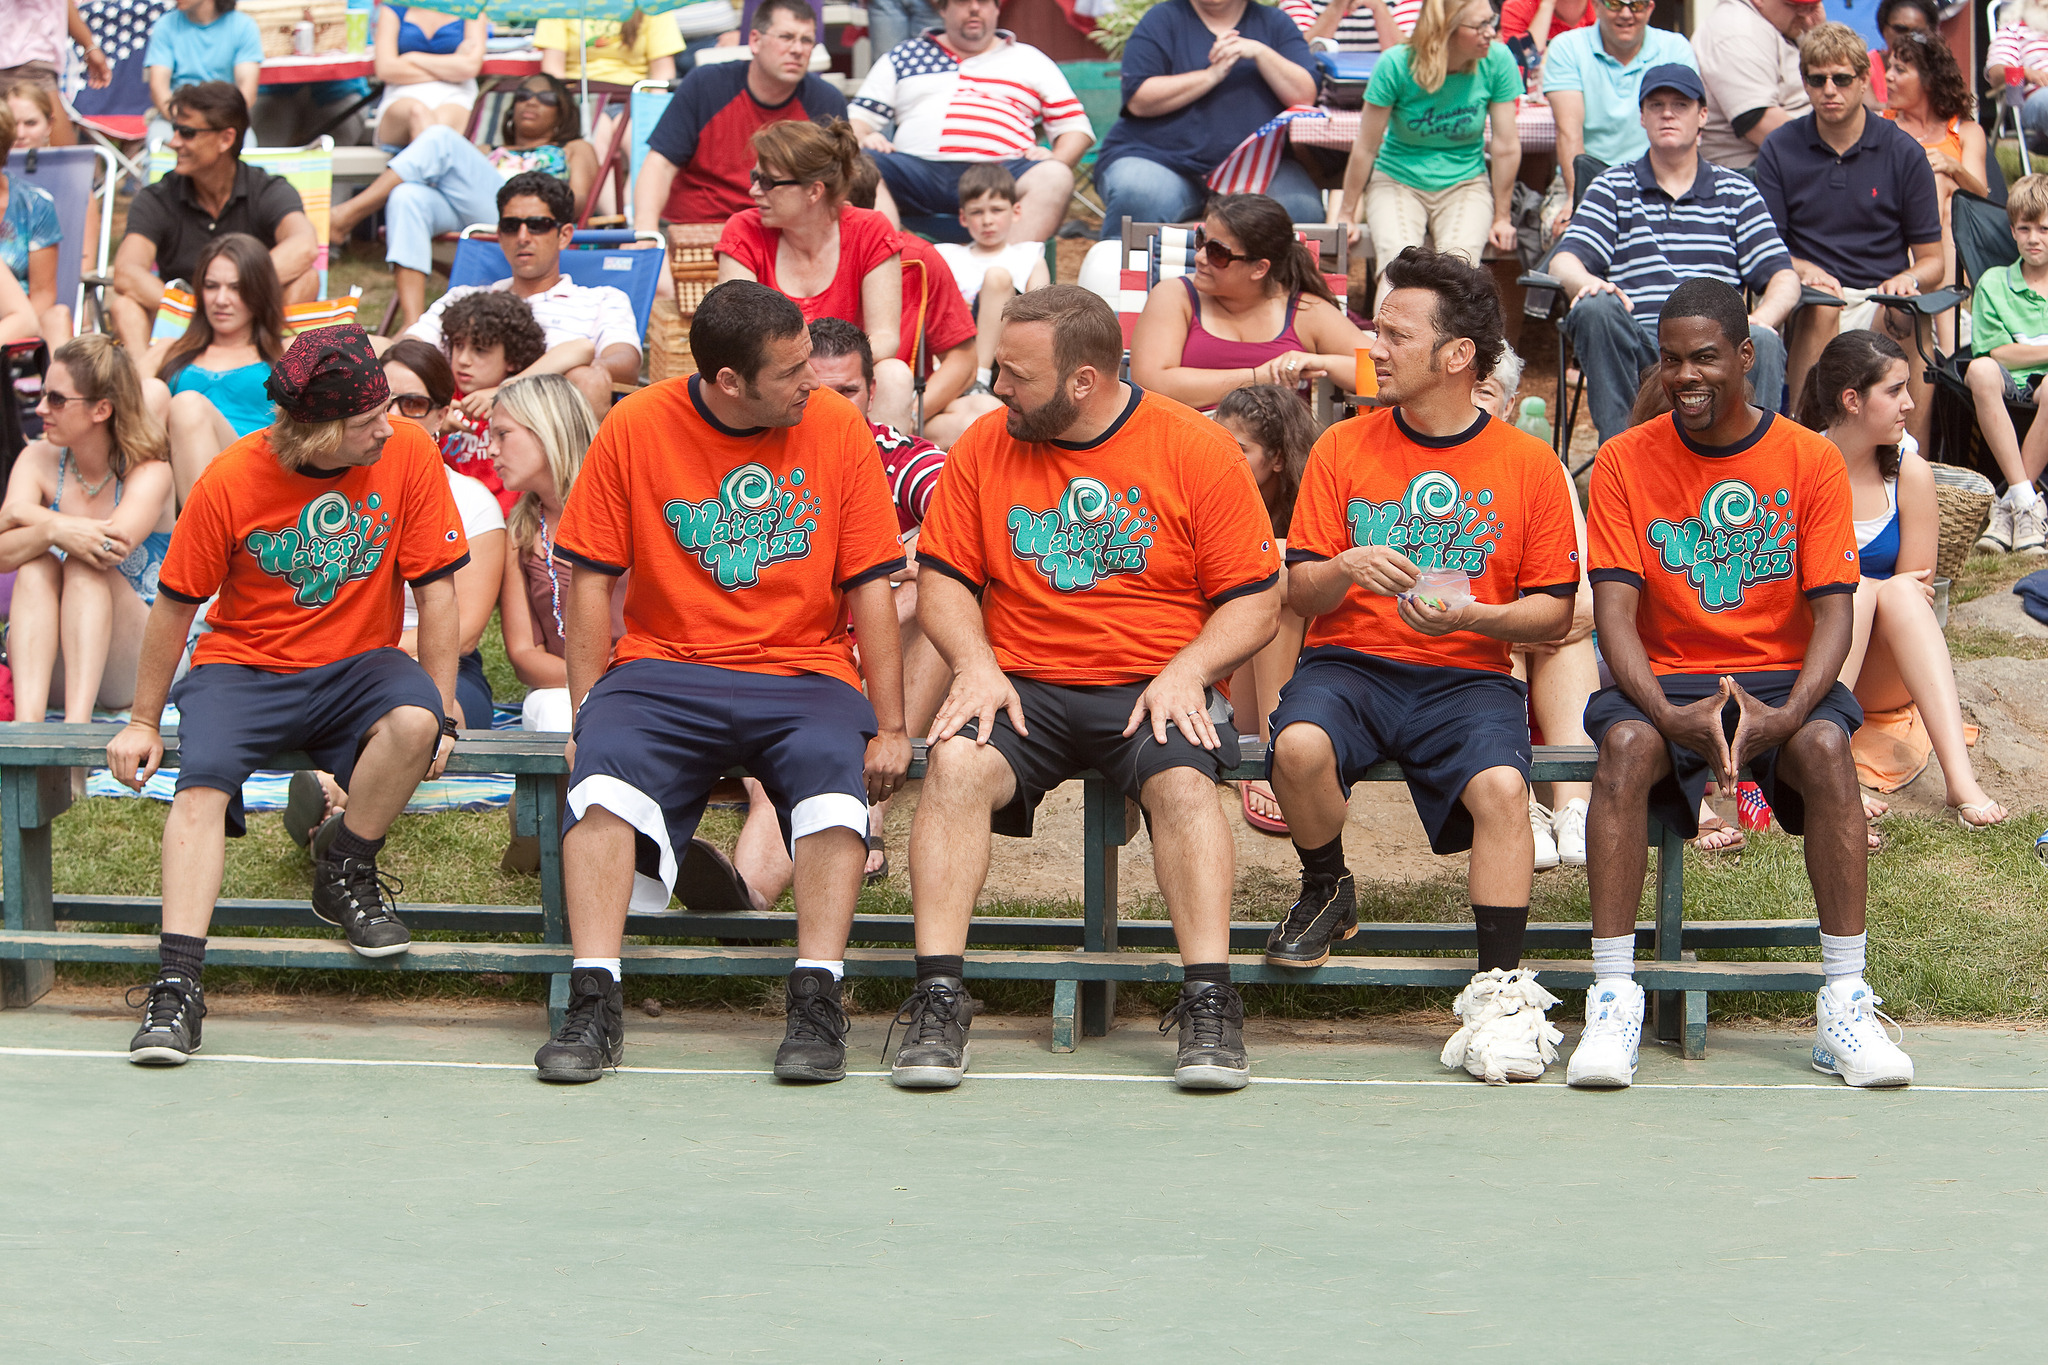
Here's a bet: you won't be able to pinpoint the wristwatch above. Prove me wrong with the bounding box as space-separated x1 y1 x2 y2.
439 716 460 740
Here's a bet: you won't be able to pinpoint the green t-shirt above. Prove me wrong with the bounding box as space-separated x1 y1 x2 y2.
1366 41 1522 192
1971 263 2048 381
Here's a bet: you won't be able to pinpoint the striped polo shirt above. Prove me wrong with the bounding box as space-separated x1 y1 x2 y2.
1556 154 1793 340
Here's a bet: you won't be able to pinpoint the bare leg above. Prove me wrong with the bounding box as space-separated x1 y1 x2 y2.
733 776 791 911
1965 357 2034 490
432 103 470 132
108 289 155 359
161 787 233 938
1838 576 1883 689
8 554 61 723
1785 303 1841 417
1267 721 1348 847
1855 575 2000 813
331 705 440 840
907 736 1016 956
1014 161 1076 243
974 266 1016 371
919 391 1003 448
1461 765 1535 907
868 358 915 433
1142 767 1234 964
55 557 143 720
1881 308 1935 453
1774 721 1867 937
865 622 951 876
166 390 238 506
791 826 865 960
330 167 407 242
1584 721 1673 939
563 805 635 958
1236 602 1304 825
1523 638 1596 808
39 303 72 350
142 376 171 423
373 97 429 152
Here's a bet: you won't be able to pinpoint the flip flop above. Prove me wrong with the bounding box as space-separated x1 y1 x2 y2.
1692 812 1746 856
674 838 754 915
1240 781 1290 836
864 833 890 885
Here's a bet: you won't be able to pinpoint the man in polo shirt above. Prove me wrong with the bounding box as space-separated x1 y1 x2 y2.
1552 64 1799 444
405 171 640 419
1692 0 1821 171
633 0 847 247
1542 0 1696 234
1757 24 1941 446
850 0 1094 243
110 81 319 358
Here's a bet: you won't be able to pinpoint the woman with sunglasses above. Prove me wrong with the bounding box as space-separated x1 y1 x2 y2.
1332 0 1522 306
138 233 284 506
716 119 912 428
329 73 598 331
0 335 173 730
1130 192 1364 412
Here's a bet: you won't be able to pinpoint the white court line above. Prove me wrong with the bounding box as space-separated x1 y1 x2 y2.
4 1045 2047 1091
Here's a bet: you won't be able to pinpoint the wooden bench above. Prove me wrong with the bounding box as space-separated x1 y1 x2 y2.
0 725 1820 1060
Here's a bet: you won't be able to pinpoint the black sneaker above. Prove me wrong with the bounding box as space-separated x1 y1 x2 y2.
1263 872 1357 968
887 975 974 1089
1160 980 1249 1091
774 968 850 1082
534 967 625 1083
310 854 412 958
126 971 206 1065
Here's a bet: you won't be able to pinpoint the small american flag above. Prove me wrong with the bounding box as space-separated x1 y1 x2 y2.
1206 106 1328 196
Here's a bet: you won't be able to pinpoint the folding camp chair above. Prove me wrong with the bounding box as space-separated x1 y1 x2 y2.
148 138 337 296
70 0 169 192
465 78 633 228
628 79 672 190
3 146 118 338
448 225 669 385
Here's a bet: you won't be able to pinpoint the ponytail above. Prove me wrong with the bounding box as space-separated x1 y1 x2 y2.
1206 193 1340 311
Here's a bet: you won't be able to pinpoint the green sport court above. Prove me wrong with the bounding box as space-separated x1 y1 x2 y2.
4 994 2043 1360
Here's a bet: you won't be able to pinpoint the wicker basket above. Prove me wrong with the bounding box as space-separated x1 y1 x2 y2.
1930 463 1995 582
654 224 723 382
647 295 686 384
242 0 349 58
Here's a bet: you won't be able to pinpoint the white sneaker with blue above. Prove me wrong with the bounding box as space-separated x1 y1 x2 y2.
1566 979 1644 1089
1529 799 1560 871
1812 979 1914 1088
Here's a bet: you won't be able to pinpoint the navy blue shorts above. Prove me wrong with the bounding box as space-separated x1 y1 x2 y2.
1267 647 1531 855
455 649 492 731
566 659 876 911
171 648 445 837
1582 671 1863 839
873 152 1042 218
954 676 1240 838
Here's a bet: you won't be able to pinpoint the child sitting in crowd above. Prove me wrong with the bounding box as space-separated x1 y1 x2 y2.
936 164 1050 391
436 289 551 511
1965 174 2048 555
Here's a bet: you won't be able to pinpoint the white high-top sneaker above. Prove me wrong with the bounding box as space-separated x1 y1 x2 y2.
1553 797 1589 867
1566 979 1644 1088
1529 799 1560 871
1812 979 1914 1088
1442 968 1563 1084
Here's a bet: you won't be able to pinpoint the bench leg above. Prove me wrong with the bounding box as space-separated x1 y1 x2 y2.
1081 779 1126 1038
549 971 570 1038
524 774 571 1039
1 766 70 1009
1651 817 1686 1047
1051 979 1078 1053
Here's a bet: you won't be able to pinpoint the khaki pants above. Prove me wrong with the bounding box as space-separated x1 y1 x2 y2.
1364 172 1494 299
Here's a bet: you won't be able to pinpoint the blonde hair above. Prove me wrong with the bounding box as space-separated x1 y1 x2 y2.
1407 0 1486 93
2010 173 2048 228
496 373 600 553
1798 22 1871 79
751 118 863 206
51 335 168 478
0 101 14 152
267 415 349 471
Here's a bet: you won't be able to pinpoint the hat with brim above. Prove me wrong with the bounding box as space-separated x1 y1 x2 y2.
1639 62 1707 106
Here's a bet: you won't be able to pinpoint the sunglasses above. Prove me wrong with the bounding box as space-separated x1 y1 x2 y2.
391 393 439 419
1192 228 1251 269
1598 0 1654 12
1803 71 1861 89
40 390 86 409
498 214 562 236
750 169 803 191
169 121 222 140
512 89 562 106
1458 17 1500 33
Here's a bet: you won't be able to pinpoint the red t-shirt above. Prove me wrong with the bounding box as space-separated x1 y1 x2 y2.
897 233 977 371
715 206 901 335
1288 407 1581 675
1502 0 1595 42
917 387 1280 686
554 376 904 690
1587 411 1860 675
871 420 945 535
440 403 515 513
160 418 469 672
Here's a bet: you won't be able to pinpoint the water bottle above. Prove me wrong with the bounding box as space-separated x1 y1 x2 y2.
1516 395 1550 442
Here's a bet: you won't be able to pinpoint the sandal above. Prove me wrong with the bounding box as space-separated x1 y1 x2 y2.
864 833 890 885
1240 780 1289 836
1951 800 2008 831
675 838 755 914
1692 812 1746 855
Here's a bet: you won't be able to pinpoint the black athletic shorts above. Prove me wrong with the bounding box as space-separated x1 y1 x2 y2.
954 675 1240 838
1582 670 1863 838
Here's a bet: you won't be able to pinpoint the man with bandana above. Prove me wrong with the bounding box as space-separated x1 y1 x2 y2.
108 325 470 1066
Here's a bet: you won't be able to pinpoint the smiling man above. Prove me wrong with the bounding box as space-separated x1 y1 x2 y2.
107 325 469 1065
1541 0 1697 226
534 281 910 1086
1265 247 1580 1085
1573 277 1911 1091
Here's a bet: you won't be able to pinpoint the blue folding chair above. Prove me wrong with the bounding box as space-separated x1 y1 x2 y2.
451 226 668 379
629 80 672 192
4 146 119 337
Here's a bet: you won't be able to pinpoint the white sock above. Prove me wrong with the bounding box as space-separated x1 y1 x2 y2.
794 958 844 981
572 957 621 982
1819 931 1866 984
1590 935 1636 982
975 366 991 388
2009 482 2041 510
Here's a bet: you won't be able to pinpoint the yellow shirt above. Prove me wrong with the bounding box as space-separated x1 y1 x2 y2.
534 12 687 85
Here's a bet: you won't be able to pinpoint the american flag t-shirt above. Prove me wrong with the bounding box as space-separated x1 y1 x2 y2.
850 31 1095 162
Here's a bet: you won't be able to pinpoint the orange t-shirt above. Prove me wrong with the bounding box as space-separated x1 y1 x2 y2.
160 418 468 672
1587 411 1860 675
553 377 903 690
916 386 1280 686
1288 407 1581 675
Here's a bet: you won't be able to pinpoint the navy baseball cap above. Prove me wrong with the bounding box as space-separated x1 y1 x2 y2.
1639 63 1706 105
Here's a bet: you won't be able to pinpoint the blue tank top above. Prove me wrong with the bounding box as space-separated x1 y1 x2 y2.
1854 477 1900 580
388 5 475 55
169 360 275 438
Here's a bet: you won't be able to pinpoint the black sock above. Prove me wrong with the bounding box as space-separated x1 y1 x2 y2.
915 954 965 983
1294 834 1347 882
159 932 205 982
1473 905 1530 973
325 820 386 864
1182 961 1232 989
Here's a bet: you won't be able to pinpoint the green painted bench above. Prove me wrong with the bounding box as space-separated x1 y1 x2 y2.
0 723 1819 1059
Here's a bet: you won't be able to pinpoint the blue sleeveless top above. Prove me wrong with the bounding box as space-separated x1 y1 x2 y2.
169 360 274 438
1855 478 1899 581
388 5 476 55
